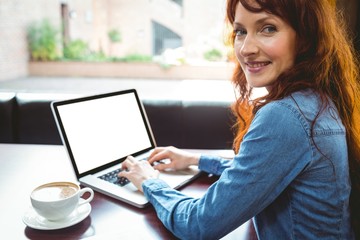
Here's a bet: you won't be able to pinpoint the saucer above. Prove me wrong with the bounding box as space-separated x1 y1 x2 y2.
22 199 91 230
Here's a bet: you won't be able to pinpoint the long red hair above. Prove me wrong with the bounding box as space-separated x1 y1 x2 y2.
226 0 360 236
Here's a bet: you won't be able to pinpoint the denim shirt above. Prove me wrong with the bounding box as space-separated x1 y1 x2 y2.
142 90 354 240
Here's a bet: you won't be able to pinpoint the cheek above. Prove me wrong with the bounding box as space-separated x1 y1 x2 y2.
233 42 242 61
261 37 296 66
260 38 283 57
233 42 247 70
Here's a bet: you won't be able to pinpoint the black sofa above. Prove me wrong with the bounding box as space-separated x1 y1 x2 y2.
0 91 235 149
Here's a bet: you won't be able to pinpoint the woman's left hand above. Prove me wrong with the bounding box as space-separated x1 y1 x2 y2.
118 156 159 192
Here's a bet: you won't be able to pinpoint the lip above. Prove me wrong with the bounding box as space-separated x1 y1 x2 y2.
245 61 271 73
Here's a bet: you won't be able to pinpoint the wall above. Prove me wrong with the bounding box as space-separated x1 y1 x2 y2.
0 0 60 81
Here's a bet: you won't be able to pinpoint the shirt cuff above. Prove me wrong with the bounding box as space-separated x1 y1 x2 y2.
199 154 224 175
142 178 170 200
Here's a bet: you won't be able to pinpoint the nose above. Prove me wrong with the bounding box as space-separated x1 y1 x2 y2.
239 35 259 57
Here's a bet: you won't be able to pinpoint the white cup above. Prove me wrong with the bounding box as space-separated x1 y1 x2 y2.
30 181 94 221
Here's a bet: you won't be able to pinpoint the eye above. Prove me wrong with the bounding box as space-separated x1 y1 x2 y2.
262 25 277 34
234 28 247 37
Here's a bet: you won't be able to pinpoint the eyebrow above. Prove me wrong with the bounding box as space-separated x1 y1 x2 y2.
233 16 276 28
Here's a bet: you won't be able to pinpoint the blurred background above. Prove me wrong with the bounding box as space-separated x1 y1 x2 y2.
0 0 359 83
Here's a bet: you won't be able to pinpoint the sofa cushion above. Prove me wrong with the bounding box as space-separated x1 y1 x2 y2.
15 93 79 144
182 101 235 149
6 92 235 149
143 99 183 147
0 92 16 143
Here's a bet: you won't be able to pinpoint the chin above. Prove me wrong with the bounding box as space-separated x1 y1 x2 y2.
248 79 276 89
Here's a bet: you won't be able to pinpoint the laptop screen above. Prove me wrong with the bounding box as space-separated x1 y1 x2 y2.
52 90 155 176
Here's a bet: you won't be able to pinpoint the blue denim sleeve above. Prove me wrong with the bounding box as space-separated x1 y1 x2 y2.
142 101 312 240
198 154 233 175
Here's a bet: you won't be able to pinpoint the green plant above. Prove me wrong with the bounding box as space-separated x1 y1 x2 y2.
111 54 152 63
27 19 60 61
108 29 122 43
63 40 90 60
203 48 223 62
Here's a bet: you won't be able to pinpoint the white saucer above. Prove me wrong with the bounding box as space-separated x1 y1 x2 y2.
22 199 91 230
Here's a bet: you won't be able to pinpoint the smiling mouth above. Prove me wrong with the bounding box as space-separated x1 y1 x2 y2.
245 61 271 73
246 62 271 68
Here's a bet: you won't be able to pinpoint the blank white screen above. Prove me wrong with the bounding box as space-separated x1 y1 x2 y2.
57 92 152 174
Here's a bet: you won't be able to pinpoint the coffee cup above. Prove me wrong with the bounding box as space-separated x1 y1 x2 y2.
30 181 94 221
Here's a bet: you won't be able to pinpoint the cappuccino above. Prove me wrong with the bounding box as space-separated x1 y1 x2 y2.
30 181 94 221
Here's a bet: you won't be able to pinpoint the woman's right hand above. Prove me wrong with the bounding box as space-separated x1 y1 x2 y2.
147 146 200 171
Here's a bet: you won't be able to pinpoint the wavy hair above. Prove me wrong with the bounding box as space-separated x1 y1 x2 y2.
226 0 360 237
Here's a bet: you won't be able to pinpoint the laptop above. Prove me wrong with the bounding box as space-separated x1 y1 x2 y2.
51 89 200 208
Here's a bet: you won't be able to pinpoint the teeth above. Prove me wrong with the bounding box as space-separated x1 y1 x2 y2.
247 62 269 68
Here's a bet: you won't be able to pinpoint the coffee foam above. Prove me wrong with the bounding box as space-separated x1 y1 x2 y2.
32 185 77 201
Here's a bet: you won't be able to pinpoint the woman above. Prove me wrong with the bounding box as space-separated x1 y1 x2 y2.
119 0 360 239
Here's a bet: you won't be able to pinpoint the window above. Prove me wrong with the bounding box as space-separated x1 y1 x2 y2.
152 21 182 55
171 0 183 7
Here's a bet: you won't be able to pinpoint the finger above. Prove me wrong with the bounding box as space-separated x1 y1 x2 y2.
118 170 129 178
127 155 136 162
148 147 165 160
153 162 173 171
148 150 170 165
121 158 134 170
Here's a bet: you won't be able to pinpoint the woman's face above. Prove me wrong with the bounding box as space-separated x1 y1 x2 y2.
233 2 297 91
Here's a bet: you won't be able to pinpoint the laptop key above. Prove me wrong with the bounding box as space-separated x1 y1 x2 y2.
99 169 130 187
117 176 130 186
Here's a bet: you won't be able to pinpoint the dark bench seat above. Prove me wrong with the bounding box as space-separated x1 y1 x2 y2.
0 92 235 149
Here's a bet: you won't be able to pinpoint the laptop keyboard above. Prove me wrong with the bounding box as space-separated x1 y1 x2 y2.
98 158 156 187
99 169 130 187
